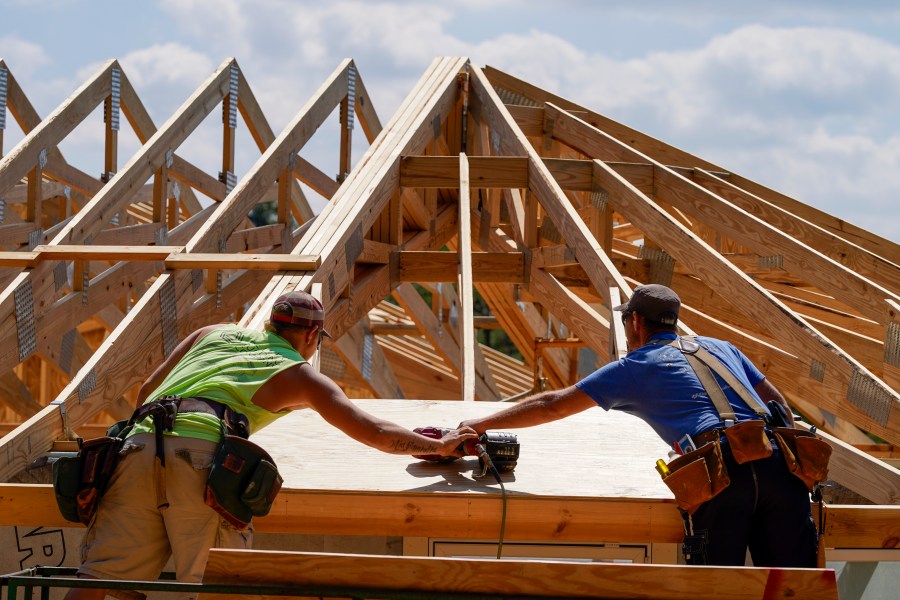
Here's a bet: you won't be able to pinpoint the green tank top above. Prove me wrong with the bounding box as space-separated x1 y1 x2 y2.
130 324 304 442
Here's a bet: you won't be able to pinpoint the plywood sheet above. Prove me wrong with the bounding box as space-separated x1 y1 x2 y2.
253 399 673 500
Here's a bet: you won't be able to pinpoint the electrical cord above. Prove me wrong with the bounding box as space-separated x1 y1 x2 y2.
475 443 508 559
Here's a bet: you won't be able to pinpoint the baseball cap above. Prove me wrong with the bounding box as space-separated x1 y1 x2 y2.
613 284 680 325
270 290 332 338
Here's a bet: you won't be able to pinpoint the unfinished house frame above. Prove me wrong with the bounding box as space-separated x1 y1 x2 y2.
0 56 897 598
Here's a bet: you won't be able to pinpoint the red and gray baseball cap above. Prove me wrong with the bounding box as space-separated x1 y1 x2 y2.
613 284 680 325
270 291 332 337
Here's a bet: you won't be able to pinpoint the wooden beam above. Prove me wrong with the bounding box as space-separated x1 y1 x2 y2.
202 549 838 600
400 155 528 189
0 483 895 552
458 152 475 401
397 251 524 283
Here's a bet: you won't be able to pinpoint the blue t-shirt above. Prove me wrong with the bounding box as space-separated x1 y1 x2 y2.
576 333 767 446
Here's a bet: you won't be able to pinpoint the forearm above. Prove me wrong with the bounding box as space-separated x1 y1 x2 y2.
462 386 594 434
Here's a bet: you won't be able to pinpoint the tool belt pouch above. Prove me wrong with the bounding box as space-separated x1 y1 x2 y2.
662 440 730 515
772 427 832 490
723 419 773 464
52 435 125 525
205 434 283 530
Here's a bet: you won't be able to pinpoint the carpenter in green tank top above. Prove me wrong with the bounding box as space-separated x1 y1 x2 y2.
130 324 304 442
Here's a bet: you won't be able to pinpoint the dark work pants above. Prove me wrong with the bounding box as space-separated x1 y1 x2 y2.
689 443 818 567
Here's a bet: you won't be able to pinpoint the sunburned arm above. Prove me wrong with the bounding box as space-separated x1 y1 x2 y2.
458 385 596 435
754 378 794 428
264 364 476 456
135 324 222 407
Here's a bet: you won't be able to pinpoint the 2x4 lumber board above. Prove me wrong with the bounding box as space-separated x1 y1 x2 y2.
163 253 319 271
693 168 900 296
397 250 524 282
728 171 900 265
0 60 114 197
201 549 838 600
484 65 719 170
486 65 897 265
292 153 339 200
469 65 631 311
400 155 528 189
799 421 900 505
548 103 900 328
240 58 469 329
0 481 891 553
593 158 900 444
188 60 352 254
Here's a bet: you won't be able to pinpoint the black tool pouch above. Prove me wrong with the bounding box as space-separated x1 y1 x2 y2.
661 439 731 515
204 434 283 530
52 431 127 525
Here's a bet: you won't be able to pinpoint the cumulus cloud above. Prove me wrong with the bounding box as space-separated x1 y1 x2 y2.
0 36 50 77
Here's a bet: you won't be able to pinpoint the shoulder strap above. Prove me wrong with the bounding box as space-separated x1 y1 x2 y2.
670 338 769 421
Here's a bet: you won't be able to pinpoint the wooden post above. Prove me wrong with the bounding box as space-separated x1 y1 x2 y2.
458 152 475 401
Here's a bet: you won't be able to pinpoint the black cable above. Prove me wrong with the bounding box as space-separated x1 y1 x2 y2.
475 443 508 559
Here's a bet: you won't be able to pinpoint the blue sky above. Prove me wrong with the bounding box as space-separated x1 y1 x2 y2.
2 0 899 240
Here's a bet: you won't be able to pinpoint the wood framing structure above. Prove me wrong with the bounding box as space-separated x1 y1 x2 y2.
0 55 898 589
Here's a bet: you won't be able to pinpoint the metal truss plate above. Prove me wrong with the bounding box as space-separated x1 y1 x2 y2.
0 66 6 130
346 64 356 131
885 321 900 368
228 65 239 129
847 368 891 426
809 359 826 383
361 332 373 382
59 329 76 375
77 369 97 404
109 67 121 131
638 245 675 287
159 277 178 357
14 280 36 361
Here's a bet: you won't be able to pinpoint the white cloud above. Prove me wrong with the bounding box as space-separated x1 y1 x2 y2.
0 36 51 77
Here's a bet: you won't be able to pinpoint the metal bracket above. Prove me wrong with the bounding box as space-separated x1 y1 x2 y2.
53 262 67 291
346 64 356 131
59 329 76 375
847 368 891 426
159 277 178 357
109 67 121 131
809 359 826 383
215 269 223 309
591 185 609 211
165 148 174 169
109 211 120 226
155 225 168 246
77 369 97 404
228 64 239 129
540 216 561 244
638 245 675 287
757 255 784 269
14 280 36 362
885 321 900 368
27 228 42 251
222 170 237 195
51 399 77 441
81 266 90 305
0 65 7 130
0 198 5 221
361 332 373 381
345 224 364 273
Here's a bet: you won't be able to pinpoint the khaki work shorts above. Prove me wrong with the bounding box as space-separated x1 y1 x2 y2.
77 433 251 586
